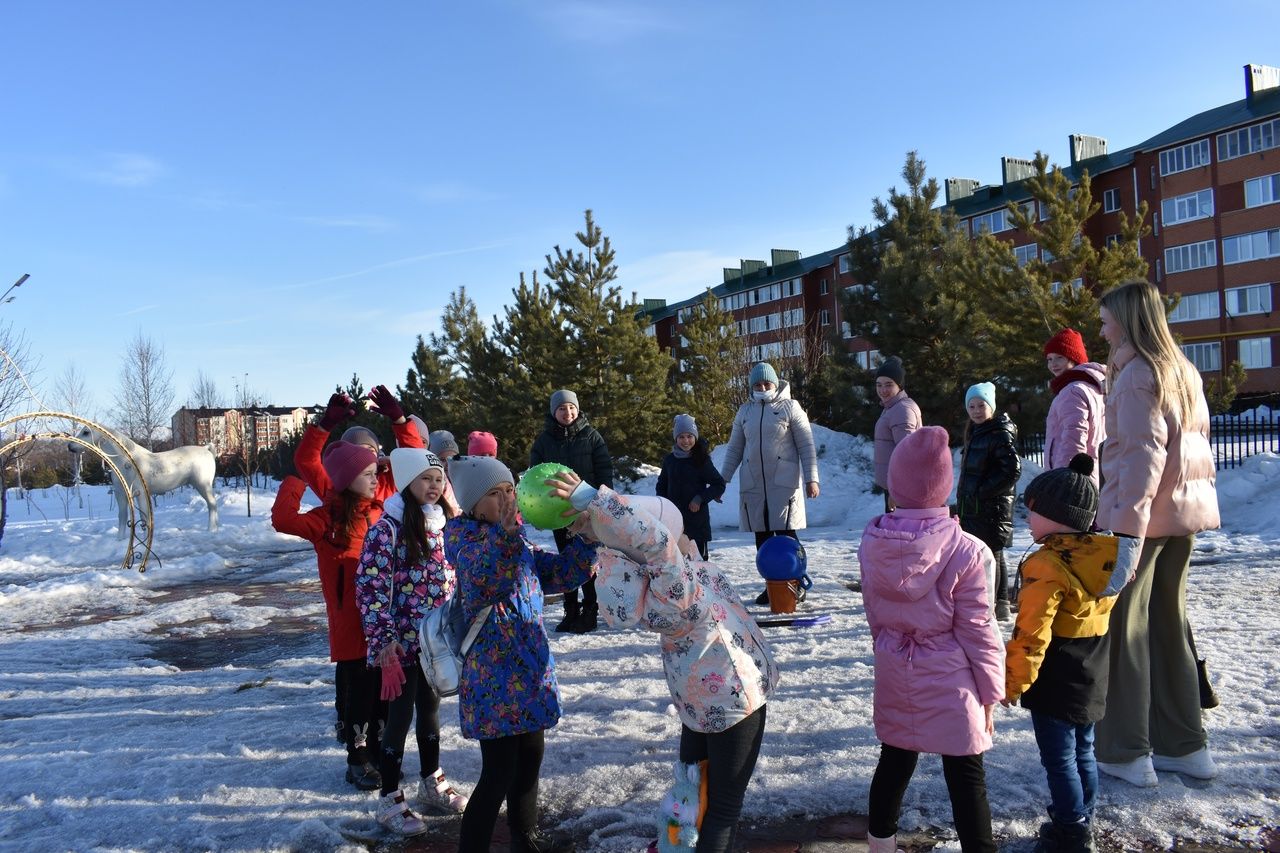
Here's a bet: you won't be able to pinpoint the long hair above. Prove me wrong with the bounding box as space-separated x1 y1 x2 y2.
326 491 369 550
399 483 456 566
1099 280 1200 425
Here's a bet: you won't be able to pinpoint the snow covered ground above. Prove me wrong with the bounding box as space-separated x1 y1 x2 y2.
1 427 1277 852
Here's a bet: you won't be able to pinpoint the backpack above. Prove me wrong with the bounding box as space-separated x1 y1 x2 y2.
418 595 491 698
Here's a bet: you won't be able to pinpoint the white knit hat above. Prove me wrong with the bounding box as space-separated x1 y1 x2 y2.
389 447 444 493
449 456 515 514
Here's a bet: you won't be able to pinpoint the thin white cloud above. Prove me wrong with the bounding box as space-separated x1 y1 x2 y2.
85 153 166 187
296 214 398 232
269 243 510 292
536 0 678 43
114 304 160 318
620 249 737 303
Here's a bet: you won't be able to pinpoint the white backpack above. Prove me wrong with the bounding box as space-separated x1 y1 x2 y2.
418 596 491 698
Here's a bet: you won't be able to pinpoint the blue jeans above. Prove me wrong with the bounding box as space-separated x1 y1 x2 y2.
1031 711 1097 825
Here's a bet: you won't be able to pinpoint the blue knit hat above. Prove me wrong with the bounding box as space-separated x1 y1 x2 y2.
749 363 778 386
965 382 996 412
673 414 698 440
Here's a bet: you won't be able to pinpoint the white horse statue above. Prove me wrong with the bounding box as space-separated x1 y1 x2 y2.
76 426 219 538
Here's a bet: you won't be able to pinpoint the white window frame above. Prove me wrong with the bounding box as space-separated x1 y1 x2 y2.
819 278 829 295
1013 244 1038 267
1238 336 1272 369
1039 200 1051 221
1225 283 1273 317
1103 188 1121 213
1181 341 1221 372
1222 228 1280 265
1161 188 1214 226
1245 173 1280 208
1168 291 1220 324
1164 240 1217 274
1217 118 1280 161
1159 139 1211 176
971 209 1010 235
820 309 831 326
838 255 851 275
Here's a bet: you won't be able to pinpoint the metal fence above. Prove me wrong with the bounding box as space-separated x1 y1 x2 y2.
1016 415 1280 471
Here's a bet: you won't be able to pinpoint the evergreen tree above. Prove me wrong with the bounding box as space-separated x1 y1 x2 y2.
672 289 746 446
398 334 461 435
334 373 394 451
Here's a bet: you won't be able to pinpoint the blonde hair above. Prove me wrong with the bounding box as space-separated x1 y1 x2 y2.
1099 280 1200 425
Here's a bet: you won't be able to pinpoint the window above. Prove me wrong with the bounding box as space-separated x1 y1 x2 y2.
1159 139 1211 176
820 309 831 326
1225 283 1272 317
1161 188 1214 226
1168 291 1219 323
1019 201 1035 221
1181 341 1221 372
971 209 1010 234
783 338 804 358
782 307 805 327
1040 200 1051 221
819 279 829 295
1041 246 1056 264
841 321 853 338
1013 244 1038 267
1164 240 1217 274
781 277 803 297
1238 337 1273 369
1050 279 1084 296
1105 234 1122 248
749 315 768 333
1103 188 1121 212
1245 173 1280 208
838 255 851 275
1217 118 1280 161
855 349 882 370
1223 228 1280 264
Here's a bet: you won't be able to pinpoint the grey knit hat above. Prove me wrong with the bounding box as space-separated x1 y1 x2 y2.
1023 453 1099 532
449 455 515 515
549 389 579 417
673 413 698 440
428 429 459 458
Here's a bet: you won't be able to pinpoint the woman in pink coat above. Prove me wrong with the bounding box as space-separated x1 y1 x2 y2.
1042 328 1107 482
1094 281 1220 788
858 426 1005 853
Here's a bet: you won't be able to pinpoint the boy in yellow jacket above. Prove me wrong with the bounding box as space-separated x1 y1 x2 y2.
1006 453 1125 853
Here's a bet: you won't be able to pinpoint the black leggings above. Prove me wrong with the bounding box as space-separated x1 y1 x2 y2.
334 659 385 765
457 730 545 852
554 527 597 608
679 706 767 853
993 549 1009 605
868 743 995 853
379 658 442 796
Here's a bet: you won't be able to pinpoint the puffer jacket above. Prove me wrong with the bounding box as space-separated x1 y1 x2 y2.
355 493 456 667
720 381 819 532
956 413 1021 550
443 515 597 740
530 413 614 489
873 390 922 490
858 506 1005 756
1097 343 1220 539
583 487 778 733
656 439 726 544
271 475 381 662
294 418 424 504
1006 533 1119 723
1044 363 1106 482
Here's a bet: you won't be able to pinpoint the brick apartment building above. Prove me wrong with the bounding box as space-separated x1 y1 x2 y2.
170 406 316 460
645 63 1280 400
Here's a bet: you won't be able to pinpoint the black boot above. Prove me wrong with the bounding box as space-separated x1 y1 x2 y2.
511 828 575 853
555 597 580 632
570 602 598 634
1034 820 1093 853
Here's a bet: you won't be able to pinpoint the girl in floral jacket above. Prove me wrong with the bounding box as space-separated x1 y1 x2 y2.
356 448 468 835
546 469 778 853
443 456 597 853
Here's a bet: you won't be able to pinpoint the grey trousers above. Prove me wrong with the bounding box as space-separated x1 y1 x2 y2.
1095 534 1207 763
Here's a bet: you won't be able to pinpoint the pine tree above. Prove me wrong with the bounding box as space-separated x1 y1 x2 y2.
672 289 746 446
398 334 461 433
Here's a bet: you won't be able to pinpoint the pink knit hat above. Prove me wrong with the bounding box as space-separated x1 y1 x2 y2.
888 426 953 509
321 440 378 493
467 430 498 457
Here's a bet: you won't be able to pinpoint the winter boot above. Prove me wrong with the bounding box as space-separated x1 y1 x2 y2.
1035 819 1094 853
754 589 770 606
570 602 598 634
346 761 382 790
413 768 468 813
867 832 906 853
510 828 575 853
376 789 427 836
555 598 580 633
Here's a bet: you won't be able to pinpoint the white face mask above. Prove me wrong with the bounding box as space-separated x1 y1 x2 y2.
752 389 775 402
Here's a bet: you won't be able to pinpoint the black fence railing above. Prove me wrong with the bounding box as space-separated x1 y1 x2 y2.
1015 415 1280 472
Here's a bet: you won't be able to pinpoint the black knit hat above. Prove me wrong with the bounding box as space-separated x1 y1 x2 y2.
875 356 906 387
1023 453 1099 532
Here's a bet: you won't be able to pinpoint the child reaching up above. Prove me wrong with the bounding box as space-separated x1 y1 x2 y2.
1006 454 1123 853
545 469 777 853
443 456 597 853
356 448 469 835
858 426 1004 853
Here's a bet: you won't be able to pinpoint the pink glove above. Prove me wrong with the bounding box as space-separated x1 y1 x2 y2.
380 655 406 701
367 385 405 422
317 393 356 431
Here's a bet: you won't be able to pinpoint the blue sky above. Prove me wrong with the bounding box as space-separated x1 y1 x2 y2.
2 1 1278 421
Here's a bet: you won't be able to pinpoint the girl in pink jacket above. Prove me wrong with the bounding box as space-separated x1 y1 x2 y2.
858 426 1005 853
1042 328 1107 484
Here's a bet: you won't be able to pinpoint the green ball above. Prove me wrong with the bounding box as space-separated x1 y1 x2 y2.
516 462 577 530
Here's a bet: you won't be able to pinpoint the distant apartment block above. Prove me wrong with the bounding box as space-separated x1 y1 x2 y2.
171 406 316 459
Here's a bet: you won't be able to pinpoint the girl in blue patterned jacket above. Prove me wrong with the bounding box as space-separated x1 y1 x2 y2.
443 456 597 853
356 448 469 836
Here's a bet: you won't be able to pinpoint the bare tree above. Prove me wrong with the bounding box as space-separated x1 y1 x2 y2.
189 369 225 408
114 331 175 451
0 320 42 543
53 363 96 423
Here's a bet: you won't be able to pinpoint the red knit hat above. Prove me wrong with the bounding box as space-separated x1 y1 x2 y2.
888 426 953 509
467 430 499 456
321 440 378 493
1043 328 1088 365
